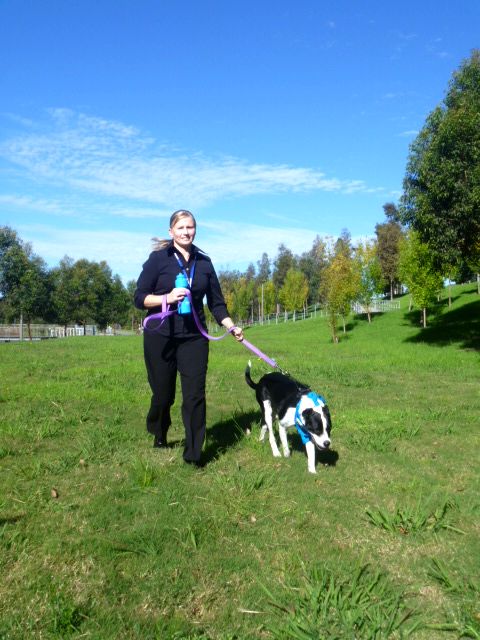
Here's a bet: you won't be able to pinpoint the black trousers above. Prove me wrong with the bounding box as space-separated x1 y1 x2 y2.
143 332 209 463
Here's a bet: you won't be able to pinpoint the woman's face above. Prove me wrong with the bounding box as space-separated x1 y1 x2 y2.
169 215 196 250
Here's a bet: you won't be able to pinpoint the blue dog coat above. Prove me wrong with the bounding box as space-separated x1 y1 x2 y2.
294 391 327 444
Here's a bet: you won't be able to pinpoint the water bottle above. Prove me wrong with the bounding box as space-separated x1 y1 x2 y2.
175 272 191 315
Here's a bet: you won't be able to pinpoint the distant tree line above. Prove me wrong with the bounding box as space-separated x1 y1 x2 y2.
0 215 404 342
0 195 475 342
0 227 139 339
1 52 478 341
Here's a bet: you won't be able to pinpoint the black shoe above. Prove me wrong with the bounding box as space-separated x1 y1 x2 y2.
184 458 204 468
153 436 168 448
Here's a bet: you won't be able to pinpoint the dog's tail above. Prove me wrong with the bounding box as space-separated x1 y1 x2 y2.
245 359 257 390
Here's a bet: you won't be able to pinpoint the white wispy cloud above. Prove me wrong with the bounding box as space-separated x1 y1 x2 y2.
0 194 70 215
1 109 382 210
398 129 419 137
17 220 333 284
3 109 388 283
0 192 172 220
16 224 150 283
426 38 450 59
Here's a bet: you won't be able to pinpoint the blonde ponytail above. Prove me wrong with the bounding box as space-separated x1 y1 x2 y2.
151 237 171 251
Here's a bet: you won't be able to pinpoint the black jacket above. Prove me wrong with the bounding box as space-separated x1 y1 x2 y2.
134 242 229 337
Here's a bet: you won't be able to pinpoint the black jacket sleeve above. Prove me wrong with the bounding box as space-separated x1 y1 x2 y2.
134 252 165 310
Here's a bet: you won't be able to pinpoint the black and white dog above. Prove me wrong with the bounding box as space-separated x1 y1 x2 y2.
245 361 332 474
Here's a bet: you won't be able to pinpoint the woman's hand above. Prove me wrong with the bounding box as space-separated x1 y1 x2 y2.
167 288 189 304
229 326 244 342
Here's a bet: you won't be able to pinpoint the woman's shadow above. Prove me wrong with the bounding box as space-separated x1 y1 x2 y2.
202 410 258 464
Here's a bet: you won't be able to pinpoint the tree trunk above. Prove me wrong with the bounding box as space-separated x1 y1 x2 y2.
477 272 480 295
422 307 427 328
329 313 338 343
390 278 393 301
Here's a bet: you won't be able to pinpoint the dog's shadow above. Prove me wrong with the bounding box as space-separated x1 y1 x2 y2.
289 431 339 467
202 410 258 465
202 410 339 468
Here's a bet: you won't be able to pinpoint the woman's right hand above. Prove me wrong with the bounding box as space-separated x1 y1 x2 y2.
167 288 189 305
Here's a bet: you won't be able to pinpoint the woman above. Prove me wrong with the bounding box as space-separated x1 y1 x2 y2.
134 210 243 466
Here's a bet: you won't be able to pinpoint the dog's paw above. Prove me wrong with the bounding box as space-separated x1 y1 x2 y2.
308 467 317 474
283 450 291 458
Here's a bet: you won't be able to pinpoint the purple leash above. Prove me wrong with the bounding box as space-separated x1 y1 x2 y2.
143 291 278 369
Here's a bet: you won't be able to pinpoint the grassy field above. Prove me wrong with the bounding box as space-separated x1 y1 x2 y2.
1 284 479 639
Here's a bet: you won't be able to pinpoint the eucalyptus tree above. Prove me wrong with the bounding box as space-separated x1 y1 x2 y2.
0 227 51 335
375 204 404 300
262 280 276 318
272 244 296 294
400 50 480 288
68 259 119 332
0 226 22 261
0 243 49 338
298 235 329 305
108 274 131 329
354 240 383 323
256 252 271 283
231 276 255 323
278 268 309 320
398 231 443 328
50 256 77 330
127 279 145 331
218 269 242 317
0 226 24 305
320 245 358 342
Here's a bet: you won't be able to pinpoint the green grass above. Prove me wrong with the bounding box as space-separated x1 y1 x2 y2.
0 283 479 639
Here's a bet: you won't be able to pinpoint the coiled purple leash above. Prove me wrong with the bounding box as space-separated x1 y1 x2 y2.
143 291 278 369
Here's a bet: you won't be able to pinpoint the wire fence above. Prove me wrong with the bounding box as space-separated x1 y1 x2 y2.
0 323 105 341
1 300 402 341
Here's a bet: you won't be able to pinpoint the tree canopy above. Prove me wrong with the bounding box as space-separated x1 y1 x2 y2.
400 50 480 271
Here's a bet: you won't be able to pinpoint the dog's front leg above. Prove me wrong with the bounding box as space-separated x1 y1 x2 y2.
263 401 281 457
278 424 291 457
305 441 317 474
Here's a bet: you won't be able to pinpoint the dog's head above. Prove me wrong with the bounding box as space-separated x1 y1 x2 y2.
301 403 332 450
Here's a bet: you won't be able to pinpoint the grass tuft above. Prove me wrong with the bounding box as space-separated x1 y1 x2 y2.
365 498 465 536
263 563 424 639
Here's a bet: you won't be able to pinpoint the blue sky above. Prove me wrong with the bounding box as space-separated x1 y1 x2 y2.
1 0 478 284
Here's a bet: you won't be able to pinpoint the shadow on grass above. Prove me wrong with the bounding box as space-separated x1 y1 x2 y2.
288 431 340 467
0 514 25 525
404 298 480 351
211 408 340 469
202 410 258 464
